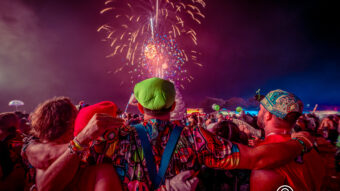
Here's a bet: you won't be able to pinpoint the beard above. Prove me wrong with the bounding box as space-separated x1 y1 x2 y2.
257 114 265 129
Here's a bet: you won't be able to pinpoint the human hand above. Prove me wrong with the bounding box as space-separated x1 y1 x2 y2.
164 170 199 191
248 136 261 147
292 131 314 152
76 113 124 146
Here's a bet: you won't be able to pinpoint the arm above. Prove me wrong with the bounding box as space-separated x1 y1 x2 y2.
24 141 79 191
237 140 302 169
238 131 314 169
35 149 80 191
192 126 241 169
33 114 124 191
192 127 307 170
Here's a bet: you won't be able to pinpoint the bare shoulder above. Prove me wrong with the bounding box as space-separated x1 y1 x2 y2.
26 142 68 169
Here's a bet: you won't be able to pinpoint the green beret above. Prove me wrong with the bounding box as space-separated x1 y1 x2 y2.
134 78 176 110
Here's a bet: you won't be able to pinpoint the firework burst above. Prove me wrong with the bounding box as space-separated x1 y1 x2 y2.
98 0 205 87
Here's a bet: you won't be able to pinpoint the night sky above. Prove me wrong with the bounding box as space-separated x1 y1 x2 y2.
0 0 339 112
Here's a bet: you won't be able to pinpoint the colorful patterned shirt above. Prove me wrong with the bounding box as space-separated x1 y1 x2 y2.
88 119 240 191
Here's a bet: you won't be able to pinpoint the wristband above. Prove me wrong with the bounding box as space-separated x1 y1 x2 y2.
292 137 312 154
69 139 86 155
68 142 79 154
73 138 88 151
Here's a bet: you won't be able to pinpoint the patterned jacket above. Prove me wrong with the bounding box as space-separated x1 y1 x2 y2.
88 119 240 191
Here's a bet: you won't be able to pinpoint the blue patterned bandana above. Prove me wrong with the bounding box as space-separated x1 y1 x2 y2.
260 89 303 119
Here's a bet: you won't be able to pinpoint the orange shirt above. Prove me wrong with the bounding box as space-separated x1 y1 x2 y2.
258 134 325 191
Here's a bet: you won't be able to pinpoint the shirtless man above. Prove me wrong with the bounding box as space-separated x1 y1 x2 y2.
251 90 325 191
23 97 123 191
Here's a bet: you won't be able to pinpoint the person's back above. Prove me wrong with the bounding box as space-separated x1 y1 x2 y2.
88 117 240 190
275 149 324 190
253 134 325 191
85 78 243 190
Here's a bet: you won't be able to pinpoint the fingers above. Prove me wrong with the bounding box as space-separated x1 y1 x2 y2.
94 114 125 123
81 114 124 139
97 118 124 128
90 113 120 121
177 170 194 181
90 113 112 120
292 131 309 137
91 113 124 129
187 177 199 191
292 132 314 151
165 179 171 191
292 132 313 142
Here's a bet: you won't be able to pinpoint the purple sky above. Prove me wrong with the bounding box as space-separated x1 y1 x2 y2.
0 0 339 112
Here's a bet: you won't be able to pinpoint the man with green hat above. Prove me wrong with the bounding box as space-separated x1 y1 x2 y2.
134 77 177 118
90 78 312 191
30 78 315 191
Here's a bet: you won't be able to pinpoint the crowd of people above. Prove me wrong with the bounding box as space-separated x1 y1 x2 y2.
1 77 339 191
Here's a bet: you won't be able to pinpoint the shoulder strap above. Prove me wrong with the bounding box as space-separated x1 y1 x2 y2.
134 124 183 189
134 124 158 187
157 125 183 187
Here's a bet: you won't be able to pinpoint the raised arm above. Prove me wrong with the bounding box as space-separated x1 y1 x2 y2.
29 114 124 191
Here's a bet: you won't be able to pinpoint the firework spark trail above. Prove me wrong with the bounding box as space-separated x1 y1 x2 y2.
98 0 205 87
150 18 155 38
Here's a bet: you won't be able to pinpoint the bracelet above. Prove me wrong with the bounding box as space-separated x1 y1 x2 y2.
292 137 312 154
69 140 85 155
72 138 88 151
292 138 306 153
68 142 78 154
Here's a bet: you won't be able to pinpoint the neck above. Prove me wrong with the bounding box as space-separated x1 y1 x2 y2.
144 113 170 121
264 120 294 136
265 126 291 136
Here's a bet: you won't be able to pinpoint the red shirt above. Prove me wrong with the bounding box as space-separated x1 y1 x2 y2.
258 134 325 191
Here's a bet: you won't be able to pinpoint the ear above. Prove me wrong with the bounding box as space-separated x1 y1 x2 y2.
137 103 145 114
170 102 176 112
264 111 273 121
